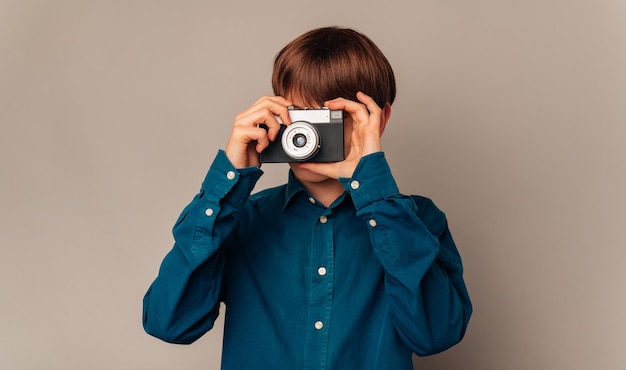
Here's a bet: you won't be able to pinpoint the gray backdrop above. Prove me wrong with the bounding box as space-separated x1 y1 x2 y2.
1 1 625 369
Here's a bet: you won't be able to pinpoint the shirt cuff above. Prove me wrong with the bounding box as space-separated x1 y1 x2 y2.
201 150 263 204
339 152 399 210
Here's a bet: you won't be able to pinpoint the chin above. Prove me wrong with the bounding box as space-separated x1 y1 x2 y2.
288 163 332 184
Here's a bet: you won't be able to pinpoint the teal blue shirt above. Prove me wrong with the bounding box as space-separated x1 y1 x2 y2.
143 150 471 369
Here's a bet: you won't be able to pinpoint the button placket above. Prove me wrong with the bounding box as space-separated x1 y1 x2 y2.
303 209 334 367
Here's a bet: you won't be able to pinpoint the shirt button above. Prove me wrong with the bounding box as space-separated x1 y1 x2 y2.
350 180 360 190
226 171 236 180
205 208 214 217
317 267 327 276
314 321 324 330
308 197 316 204
319 216 328 224
368 219 377 227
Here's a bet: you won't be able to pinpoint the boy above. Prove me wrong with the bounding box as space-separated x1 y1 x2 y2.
143 26 472 369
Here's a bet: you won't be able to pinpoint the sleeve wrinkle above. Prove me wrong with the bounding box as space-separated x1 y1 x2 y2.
143 150 262 344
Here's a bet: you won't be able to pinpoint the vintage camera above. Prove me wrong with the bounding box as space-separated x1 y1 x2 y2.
260 107 344 163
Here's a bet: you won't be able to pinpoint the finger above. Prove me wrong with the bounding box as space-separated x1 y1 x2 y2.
235 109 284 141
323 97 363 112
256 95 293 126
262 113 283 142
236 96 293 127
244 95 293 114
324 97 371 124
233 126 270 150
355 91 382 114
349 92 384 137
226 126 267 168
274 108 292 128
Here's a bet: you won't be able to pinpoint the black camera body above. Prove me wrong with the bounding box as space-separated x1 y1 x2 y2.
260 107 344 163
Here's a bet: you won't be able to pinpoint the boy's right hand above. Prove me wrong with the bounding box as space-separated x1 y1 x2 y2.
225 96 293 168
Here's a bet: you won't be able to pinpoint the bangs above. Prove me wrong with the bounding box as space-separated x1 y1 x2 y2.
272 27 395 108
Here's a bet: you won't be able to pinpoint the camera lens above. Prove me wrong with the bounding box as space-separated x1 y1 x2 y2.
293 133 307 148
281 121 320 160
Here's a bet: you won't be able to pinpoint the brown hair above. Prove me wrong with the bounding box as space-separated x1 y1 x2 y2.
272 27 396 108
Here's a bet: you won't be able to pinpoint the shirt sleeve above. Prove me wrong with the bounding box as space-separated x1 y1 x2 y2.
142 150 263 344
339 152 472 356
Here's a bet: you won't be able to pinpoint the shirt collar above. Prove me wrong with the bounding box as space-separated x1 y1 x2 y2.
283 169 309 211
282 170 349 211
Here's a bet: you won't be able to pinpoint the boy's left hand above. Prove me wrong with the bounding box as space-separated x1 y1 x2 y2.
299 91 389 179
